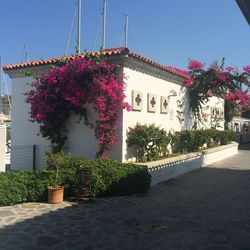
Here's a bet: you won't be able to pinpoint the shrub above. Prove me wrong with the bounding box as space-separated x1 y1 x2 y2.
24 171 52 201
127 124 235 160
193 130 210 150
207 129 220 147
0 155 151 206
46 154 151 197
220 130 235 145
127 124 171 161
0 172 28 206
171 130 211 153
171 129 235 153
0 169 72 206
176 130 195 153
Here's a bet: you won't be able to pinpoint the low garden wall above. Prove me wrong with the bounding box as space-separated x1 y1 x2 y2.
138 142 239 186
203 141 238 165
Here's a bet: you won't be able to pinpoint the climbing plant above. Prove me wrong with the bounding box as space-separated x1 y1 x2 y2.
184 59 250 128
26 54 131 157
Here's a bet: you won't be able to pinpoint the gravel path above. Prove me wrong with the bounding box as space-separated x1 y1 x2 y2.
0 144 250 250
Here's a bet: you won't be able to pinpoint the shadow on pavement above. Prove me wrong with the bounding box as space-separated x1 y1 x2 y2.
0 166 250 250
238 143 250 150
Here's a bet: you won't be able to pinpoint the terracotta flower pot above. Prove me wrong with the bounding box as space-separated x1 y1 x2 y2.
47 186 64 204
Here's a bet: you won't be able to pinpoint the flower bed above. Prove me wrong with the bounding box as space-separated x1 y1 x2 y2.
127 124 235 162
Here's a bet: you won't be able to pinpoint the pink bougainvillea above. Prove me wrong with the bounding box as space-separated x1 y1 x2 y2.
225 67 235 71
225 91 250 109
184 58 250 125
183 79 193 88
188 60 203 70
243 65 250 74
26 56 131 157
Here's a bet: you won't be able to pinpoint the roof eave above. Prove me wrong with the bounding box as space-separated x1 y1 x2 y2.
3 47 189 79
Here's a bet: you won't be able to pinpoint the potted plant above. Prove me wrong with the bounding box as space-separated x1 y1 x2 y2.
47 153 64 204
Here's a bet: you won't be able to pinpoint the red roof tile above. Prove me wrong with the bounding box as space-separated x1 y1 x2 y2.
3 47 189 79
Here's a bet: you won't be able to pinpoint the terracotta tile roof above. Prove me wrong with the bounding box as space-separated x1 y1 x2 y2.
128 52 189 78
3 47 189 79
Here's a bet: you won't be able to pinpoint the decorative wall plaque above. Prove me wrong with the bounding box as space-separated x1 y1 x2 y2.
160 96 169 114
147 93 157 113
132 90 143 111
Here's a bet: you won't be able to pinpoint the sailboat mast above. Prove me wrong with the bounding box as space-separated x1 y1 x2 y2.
24 43 29 62
102 0 107 49
76 0 81 54
125 14 128 47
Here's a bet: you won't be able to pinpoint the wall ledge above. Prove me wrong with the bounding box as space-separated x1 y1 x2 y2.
202 141 238 154
135 142 239 186
136 141 238 170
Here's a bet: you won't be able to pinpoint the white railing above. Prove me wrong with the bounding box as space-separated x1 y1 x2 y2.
11 145 35 171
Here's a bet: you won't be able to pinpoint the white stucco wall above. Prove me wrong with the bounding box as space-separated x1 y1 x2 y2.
65 109 122 161
123 68 185 130
11 76 50 170
0 124 6 172
122 67 189 162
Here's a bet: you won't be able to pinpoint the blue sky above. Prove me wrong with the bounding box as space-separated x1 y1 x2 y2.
0 0 249 93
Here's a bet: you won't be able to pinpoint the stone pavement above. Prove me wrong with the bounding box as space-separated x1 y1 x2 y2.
1 144 250 250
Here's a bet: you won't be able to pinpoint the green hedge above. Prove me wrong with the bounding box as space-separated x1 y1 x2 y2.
46 155 151 197
0 170 66 206
127 123 235 161
171 129 235 153
0 156 151 206
171 130 211 153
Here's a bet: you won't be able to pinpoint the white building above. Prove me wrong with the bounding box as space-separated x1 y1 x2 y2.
3 48 224 170
0 124 6 172
230 116 250 143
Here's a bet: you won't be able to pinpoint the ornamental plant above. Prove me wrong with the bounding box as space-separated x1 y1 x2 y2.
184 58 250 127
127 124 235 162
170 129 235 153
26 55 131 157
127 124 171 162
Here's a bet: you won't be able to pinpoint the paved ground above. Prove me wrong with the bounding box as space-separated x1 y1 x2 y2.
0 144 250 250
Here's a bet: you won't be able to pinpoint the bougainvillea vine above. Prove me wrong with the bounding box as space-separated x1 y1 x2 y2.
184 58 250 127
26 56 131 157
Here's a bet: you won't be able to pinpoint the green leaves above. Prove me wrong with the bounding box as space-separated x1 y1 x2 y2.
127 124 235 159
187 59 250 127
127 124 170 162
0 156 151 206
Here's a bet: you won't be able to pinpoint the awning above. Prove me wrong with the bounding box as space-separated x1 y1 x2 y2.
236 0 250 25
